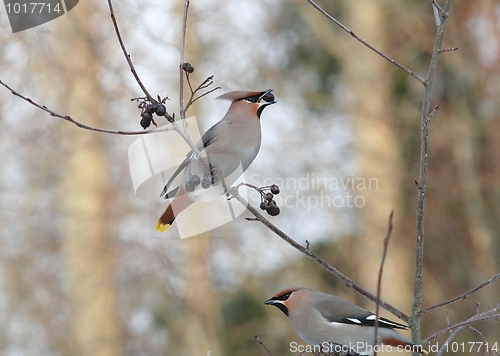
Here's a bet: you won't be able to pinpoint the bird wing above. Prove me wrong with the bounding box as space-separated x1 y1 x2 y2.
314 299 408 330
336 314 409 330
160 121 222 199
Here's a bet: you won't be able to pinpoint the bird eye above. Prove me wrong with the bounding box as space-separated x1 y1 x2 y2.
277 292 292 301
262 92 275 103
244 96 259 103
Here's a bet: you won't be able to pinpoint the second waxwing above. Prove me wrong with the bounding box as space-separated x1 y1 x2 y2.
265 287 427 355
156 89 276 232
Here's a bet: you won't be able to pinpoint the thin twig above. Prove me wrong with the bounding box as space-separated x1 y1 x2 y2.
0 80 171 135
428 104 440 120
469 326 500 356
107 0 153 100
423 303 500 345
373 210 394 355
254 336 273 356
439 47 460 52
411 0 453 348
305 0 426 84
179 0 190 124
430 0 447 17
419 273 500 315
184 75 221 114
233 192 410 322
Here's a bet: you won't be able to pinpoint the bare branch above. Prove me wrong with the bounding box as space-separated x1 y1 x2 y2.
423 303 500 344
254 336 273 356
469 327 500 356
233 191 409 323
419 273 500 315
107 0 154 100
0 80 173 135
179 0 190 123
184 74 221 114
411 0 453 347
374 210 394 354
428 104 440 119
439 47 460 53
430 0 447 17
305 0 426 84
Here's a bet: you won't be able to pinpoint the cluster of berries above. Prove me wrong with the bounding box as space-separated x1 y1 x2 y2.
140 102 167 129
259 184 280 216
184 171 220 192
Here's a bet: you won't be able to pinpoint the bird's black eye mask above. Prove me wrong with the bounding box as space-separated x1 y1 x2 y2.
242 89 275 103
274 292 293 301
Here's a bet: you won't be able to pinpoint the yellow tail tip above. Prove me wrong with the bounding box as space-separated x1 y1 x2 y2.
155 220 171 232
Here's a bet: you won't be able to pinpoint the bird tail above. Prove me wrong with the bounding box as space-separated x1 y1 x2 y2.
156 205 175 232
155 190 192 232
382 337 428 355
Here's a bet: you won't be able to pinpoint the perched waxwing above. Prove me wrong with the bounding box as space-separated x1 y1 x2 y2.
265 287 427 355
156 89 276 232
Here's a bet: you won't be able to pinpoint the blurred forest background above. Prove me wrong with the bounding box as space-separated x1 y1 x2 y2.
0 0 499 355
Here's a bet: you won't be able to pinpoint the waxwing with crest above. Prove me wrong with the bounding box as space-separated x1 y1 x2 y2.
265 287 428 355
156 89 276 232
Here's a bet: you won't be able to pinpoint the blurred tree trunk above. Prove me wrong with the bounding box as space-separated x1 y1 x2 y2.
341 3 412 308
57 2 122 355
171 5 223 355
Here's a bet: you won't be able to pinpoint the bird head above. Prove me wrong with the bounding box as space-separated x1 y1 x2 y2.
264 287 305 316
217 89 276 119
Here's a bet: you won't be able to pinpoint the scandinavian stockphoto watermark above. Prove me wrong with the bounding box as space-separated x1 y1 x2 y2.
3 0 79 33
128 117 378 237
128 117 250 239
128 117 379 237
249 173 379 210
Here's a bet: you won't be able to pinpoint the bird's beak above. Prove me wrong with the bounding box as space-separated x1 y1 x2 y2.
257 89 277 105
264 298 289 316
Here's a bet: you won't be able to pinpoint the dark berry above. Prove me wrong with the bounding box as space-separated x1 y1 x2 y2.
270 184 280 195
145 104 157 114
190 174 201 186
201 178 210 189
262 92 275 103
185 181 195 192
140 116 151 129
155 104 166 116
260 202 268 210
267 206 280 216
182 63 195 73
266 200 280 216
265 192 274 202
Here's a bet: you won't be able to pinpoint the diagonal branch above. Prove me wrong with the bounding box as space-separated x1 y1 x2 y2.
107 0 153 100
419 273 500 315
0 80 169 136
233 192 410 323
305 0 426 84
109 0 200 155
422 303 500 345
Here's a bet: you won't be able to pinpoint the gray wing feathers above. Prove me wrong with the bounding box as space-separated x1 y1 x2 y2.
160 120 223 198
